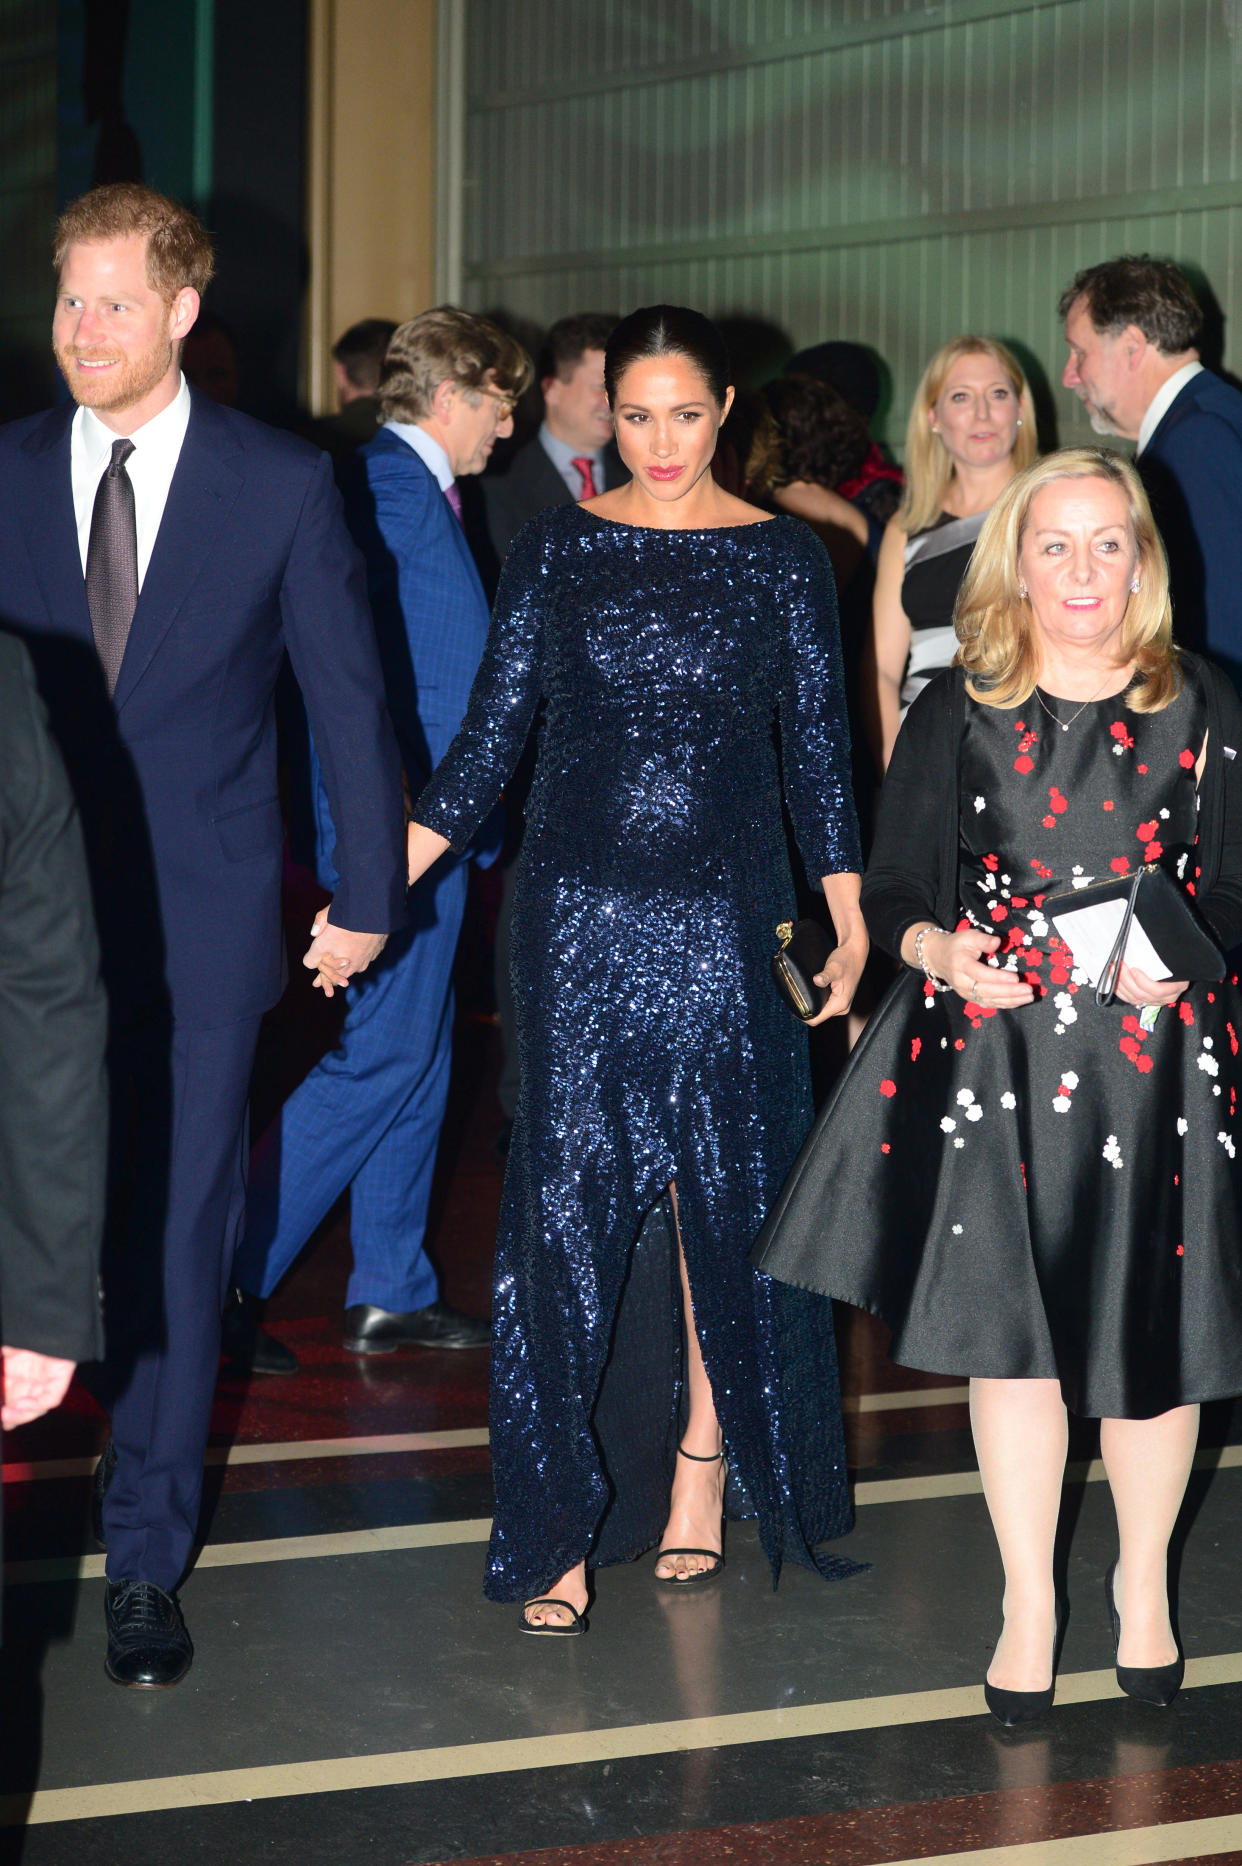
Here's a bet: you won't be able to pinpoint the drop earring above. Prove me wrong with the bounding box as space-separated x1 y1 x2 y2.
1018 583 1028 600
1130 578 1141 593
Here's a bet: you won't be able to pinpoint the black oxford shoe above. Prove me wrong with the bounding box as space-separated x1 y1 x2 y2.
343 1299 490 1353
104 1579 193 1688
91 1438 116 1549
220 1286 299 1375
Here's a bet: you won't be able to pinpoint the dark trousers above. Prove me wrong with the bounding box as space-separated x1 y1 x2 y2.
99 1009 261 1589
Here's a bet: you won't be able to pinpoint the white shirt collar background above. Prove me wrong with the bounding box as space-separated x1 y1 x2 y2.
1136 359 1204 457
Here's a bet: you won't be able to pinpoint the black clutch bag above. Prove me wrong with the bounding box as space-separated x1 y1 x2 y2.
1045 861 1224 1006
771 919 834 1020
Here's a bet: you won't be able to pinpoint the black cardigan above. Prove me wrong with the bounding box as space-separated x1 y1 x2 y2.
861 655 1242 963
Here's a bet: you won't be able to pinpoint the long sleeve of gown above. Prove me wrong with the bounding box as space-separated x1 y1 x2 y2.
776 528 863 880
414 513 549 853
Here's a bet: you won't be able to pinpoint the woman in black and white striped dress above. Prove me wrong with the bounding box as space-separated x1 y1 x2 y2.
866 337 1036 771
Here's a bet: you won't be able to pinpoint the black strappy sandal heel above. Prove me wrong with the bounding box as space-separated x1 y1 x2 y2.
655 1445 727 1588
520 1595 588 1636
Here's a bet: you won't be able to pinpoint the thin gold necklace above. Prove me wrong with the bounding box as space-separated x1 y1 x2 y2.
1034 677 1116 733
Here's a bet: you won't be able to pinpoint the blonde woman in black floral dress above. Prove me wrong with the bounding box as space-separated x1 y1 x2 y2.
757 449 1242 1724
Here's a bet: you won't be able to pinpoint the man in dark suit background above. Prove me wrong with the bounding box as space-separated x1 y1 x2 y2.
0 634 107 1631
479 313 624 586
235 309 530 1361
0 183 406 1686
476 314 625 1134
1060 255 1242 685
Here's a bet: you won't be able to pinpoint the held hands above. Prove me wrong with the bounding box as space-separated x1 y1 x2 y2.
1113 963 1188 1009
919 927 1035 1009
809 930 869 1025
1 1346 76 1430
302 912 387 998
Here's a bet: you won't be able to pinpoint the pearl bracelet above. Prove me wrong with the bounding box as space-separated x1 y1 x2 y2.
913 924 953 992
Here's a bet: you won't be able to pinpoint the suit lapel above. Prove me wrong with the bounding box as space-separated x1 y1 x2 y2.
112 392 244 712
527 441 573 505
448 491 489 618
1145 371 1206 456
16 408 93 644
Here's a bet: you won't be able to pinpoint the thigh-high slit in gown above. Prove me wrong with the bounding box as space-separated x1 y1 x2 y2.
415 505 864 1601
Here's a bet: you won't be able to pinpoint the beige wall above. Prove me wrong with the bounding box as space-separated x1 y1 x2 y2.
304 0 438 414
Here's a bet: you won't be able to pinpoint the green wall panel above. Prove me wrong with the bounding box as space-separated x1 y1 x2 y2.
0 0 56 415
460 0 1242 450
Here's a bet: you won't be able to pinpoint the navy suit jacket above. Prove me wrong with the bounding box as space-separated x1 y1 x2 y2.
316 429 500 887
0 390 406 1028
475 434 627 597
1139 368 1242 682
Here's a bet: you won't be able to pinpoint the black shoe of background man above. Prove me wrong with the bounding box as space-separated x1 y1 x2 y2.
343 1299 491 1354
104 1578 193 1688
220 1286 299 1375
91 1437 117 1549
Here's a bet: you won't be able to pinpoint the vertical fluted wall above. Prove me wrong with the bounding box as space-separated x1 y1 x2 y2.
458 0 1242 449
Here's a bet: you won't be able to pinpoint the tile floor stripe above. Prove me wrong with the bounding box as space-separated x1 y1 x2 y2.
7 1655 1242 1828
1 1428 493 1484
876 1812 1242 1865
0 1389 970 1485
10 1446 1242 1585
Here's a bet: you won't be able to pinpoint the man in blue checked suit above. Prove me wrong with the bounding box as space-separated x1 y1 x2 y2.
235 310 531 1359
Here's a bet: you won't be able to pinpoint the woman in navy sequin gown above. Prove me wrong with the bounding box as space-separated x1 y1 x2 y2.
408 308 867 1630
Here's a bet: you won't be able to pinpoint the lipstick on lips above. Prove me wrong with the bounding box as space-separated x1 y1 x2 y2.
647 463 684 482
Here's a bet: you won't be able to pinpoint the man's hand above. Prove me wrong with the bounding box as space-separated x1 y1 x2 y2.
1 1346 76 1431
302 914 387 998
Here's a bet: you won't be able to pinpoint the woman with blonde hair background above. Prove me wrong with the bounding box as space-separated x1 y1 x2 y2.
866 336 1037 770
757 448 1242 1723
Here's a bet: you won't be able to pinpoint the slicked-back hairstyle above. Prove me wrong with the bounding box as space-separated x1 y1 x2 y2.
898 334 1037 535
954 447 1181 715
1057 255 1203 356
604 305 731 408
537 313 617 384
54 183 215 302
332 318 398 393
376 307 532 423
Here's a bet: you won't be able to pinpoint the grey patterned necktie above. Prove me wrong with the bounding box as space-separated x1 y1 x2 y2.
85 437 138 694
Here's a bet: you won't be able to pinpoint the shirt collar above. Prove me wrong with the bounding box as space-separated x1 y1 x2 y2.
538 421 604 473
385 419 455 491
76 371 192 465
1136 360 1204 456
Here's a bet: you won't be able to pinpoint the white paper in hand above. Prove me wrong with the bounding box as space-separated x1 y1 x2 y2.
1050 897 1172 988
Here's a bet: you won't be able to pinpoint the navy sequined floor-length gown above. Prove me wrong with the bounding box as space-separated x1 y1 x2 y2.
416 505 863 1603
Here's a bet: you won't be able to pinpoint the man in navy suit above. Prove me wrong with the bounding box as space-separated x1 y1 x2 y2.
1060 255 1242 684
234 310 530 1360
0 184 406 1686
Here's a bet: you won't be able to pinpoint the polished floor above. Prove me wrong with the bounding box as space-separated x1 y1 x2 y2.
3 937 1242 1863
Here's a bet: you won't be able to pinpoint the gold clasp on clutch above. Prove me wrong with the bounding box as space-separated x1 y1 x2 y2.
775 921 794 948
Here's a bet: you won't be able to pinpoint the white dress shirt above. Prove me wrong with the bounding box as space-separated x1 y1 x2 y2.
70 373 193 588
538 422 607 498
1136 360 1204 457
385 419 455 492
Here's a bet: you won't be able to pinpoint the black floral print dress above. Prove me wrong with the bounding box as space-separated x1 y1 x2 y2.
756 666 1242 1420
